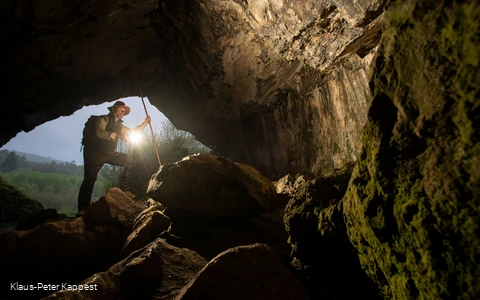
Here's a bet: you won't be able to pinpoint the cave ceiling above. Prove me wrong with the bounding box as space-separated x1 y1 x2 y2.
1 0 385 179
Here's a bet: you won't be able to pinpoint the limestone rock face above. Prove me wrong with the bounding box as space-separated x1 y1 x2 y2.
342 1 480 299
1 0 384 179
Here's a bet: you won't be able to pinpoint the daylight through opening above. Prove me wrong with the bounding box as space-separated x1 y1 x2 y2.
0 97 211 215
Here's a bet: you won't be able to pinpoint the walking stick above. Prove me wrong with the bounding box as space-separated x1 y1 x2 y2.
139 88 162 167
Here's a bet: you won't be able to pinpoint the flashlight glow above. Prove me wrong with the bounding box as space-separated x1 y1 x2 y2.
128 131 143 144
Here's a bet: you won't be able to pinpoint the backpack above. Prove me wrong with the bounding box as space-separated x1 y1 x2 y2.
81 115 108 147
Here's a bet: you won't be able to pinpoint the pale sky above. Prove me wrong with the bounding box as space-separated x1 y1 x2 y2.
0 97 168 165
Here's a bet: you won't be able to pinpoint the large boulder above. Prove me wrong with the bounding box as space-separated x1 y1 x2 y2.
160 206 291 262
121 201 171 257
0 175 43 222
176 243 310 300
45 238 208 300
147 154 282 218
152 238 209 299
44 238 209 300
147 154 290 260
83 187 144 228
15 208 66 231
44 238 165 300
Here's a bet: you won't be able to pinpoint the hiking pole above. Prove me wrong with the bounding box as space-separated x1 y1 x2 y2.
139 88 162 167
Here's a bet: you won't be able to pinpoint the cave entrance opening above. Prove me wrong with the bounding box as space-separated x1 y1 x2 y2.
0 96 211 215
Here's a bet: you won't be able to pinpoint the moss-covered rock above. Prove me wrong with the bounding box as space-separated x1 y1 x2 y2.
343 0 480 299
0 175 43 222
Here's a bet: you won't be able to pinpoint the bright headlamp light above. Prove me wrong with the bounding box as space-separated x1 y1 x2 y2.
128 131 143 144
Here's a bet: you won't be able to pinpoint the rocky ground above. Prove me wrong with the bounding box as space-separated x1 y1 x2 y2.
0 154 380 300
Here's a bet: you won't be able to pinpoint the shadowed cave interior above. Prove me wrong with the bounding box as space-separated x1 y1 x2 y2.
0 0 479 299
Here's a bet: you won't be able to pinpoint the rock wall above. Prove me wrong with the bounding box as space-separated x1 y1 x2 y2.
144 0 384 179
234 54 375 178
343 0 480 298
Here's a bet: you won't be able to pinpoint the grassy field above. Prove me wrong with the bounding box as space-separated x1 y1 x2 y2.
58 210 77 218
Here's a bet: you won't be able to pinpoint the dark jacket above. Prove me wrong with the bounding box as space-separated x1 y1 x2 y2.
89 113 130 153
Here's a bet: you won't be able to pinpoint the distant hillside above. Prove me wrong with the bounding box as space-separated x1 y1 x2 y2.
0 149 68 164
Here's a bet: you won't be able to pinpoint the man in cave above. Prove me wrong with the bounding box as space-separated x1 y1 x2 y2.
77 101 151 217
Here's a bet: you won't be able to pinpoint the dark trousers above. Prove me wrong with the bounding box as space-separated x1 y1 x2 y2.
77 147 135 211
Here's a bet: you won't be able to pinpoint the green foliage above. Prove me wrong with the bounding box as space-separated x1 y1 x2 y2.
152 119 213 157
0 150 83 176
0 170 102 211
1 151 17 172
57 210 77 218
0 150 88 211
98 165 123 192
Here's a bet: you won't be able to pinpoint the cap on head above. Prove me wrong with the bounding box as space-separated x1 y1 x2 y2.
108 101 130 116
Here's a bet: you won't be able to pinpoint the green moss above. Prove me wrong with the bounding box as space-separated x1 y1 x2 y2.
343 0 480 299
439 3 480 146
332 141 340 154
